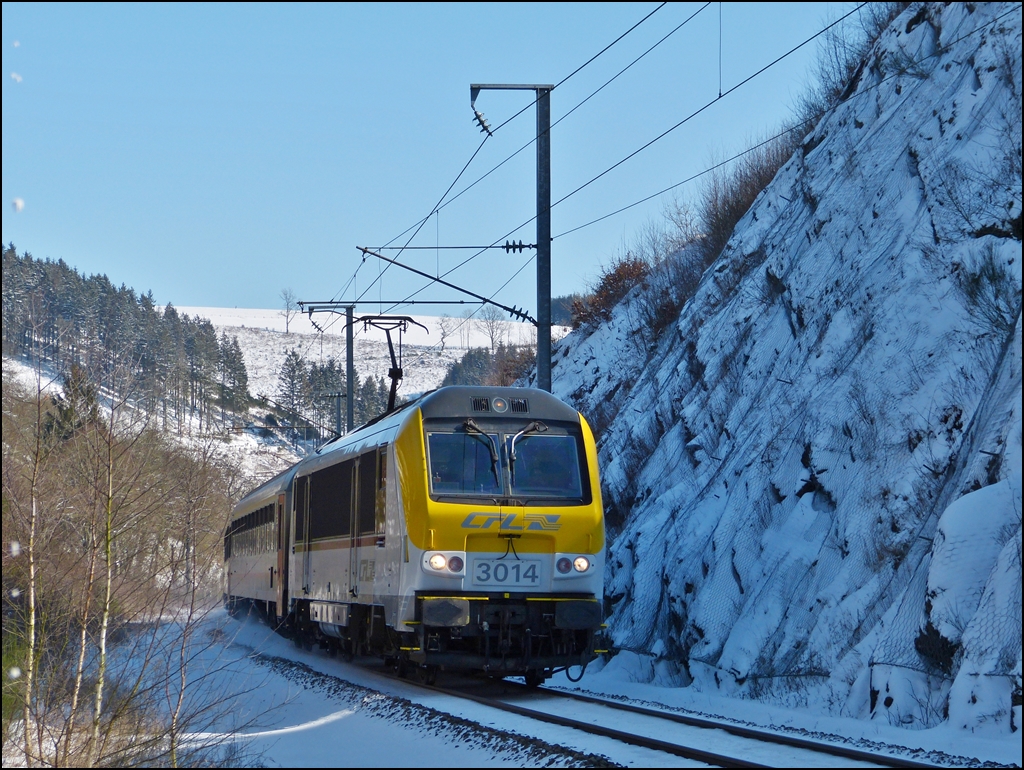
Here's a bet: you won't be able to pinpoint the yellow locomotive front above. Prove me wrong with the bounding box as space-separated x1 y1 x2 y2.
393 387 605 685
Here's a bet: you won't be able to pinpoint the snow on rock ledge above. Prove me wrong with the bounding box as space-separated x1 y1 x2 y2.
549 1 1022 733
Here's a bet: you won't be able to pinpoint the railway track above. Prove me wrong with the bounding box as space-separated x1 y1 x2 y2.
234 612 955 768
391 672 942 769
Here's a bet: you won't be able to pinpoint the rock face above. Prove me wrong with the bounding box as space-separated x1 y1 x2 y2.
542 2 1022 731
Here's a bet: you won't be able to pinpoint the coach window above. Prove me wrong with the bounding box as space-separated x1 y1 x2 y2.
375 445 387 536
294 475 308 547
310 460 352 540
277 499 283 551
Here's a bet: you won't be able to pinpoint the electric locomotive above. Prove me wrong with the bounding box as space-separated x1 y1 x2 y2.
225 386 605 685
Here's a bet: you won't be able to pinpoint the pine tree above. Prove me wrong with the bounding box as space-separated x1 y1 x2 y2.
277 349 309 419
218 333 249 414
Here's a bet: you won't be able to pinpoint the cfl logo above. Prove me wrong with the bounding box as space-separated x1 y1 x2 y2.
461 513 561 531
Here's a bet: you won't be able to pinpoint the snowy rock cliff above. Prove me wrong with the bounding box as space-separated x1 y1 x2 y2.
545 2 1022 732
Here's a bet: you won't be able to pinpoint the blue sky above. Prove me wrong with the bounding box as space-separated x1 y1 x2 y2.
2 2 856 314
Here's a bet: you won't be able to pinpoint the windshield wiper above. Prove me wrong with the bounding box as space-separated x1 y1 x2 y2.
464 419 501 488
509 421 547 485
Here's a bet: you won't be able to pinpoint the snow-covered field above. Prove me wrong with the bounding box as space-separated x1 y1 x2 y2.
177 306 561 402
2 354 304 486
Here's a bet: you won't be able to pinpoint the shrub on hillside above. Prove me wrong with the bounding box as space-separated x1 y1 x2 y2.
571 254 649 330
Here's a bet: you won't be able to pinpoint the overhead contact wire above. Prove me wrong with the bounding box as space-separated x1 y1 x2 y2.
366 2 705 318
407 8 864 286
550 3 868 211
353 134 492 306
555 3 1021 239
488 1 669 135
392 3 705 237
368 1 674 266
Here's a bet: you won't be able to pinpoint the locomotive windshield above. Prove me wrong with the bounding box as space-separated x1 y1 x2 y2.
506 434 582 498
428 432 503 495
427 429 585 501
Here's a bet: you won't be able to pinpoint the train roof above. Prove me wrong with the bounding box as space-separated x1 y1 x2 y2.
231 386 582 516
313 386 581 455
232 462 297 514
415 386 581 423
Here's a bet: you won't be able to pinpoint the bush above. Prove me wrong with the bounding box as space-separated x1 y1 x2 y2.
697 134 798 267
953 244 1022 337
794 3 910 129
571 253 649 330
440 345 537 387
490 343 536 386
441 347 493 387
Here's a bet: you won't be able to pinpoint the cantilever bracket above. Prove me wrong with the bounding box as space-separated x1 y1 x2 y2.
350 315 428 414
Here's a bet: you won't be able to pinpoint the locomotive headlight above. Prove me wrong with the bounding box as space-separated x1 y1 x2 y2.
573 556 590 573
422 551 466 577
428 553 447 571
556 557 572 574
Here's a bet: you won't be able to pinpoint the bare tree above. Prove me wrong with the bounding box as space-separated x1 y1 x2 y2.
460 308 475 348
279 288 298 335
437 314 456 351
2 349 270 766
479 304 506 353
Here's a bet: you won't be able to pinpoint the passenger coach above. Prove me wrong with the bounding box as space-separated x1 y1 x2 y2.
225 386 605 685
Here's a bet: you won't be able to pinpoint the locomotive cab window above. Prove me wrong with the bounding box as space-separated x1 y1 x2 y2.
426 421 590 503
427 432 502 496
506 434 583 499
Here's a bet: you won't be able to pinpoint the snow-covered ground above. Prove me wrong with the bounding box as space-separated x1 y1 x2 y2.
173 610 1022 767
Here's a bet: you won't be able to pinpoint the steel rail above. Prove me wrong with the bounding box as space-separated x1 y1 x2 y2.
527 684 941 769
404 676 770 768
238 606 942 768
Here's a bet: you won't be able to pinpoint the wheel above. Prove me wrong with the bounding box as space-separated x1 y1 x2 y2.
393 656 410 679
524 670 545 689
418 664 438 685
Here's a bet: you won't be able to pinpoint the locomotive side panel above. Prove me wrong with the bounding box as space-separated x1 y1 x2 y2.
374 442 408 627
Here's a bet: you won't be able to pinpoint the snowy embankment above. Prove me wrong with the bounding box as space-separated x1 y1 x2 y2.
543 1 1022 738
186 610 1024 767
